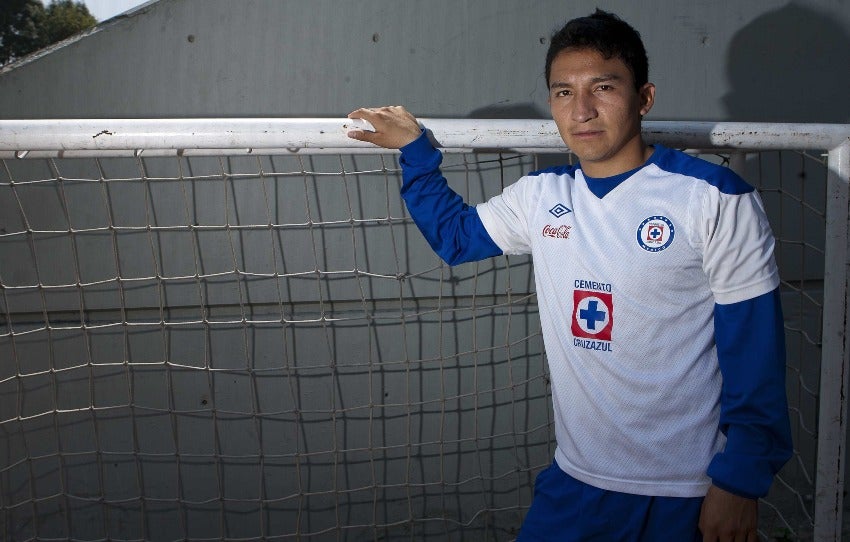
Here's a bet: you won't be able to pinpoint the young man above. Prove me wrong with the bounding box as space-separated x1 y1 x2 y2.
347 10 791 542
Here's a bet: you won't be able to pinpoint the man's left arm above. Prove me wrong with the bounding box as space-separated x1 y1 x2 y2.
708 287 793 498
700 288 793 539
697 173 794 539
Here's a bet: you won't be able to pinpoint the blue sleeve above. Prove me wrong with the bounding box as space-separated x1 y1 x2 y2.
706 287 793 498
398 131 503 265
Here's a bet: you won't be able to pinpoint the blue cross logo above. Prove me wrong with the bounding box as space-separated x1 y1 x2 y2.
649 226 662 240
579 300 607 330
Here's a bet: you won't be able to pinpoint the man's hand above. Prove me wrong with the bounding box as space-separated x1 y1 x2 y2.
347 106 422 149
698 484 758 542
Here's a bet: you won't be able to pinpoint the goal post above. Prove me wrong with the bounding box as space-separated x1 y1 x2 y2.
0 119 848 541
816 137 850 542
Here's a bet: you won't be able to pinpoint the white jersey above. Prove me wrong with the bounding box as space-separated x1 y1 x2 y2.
475 144 779 498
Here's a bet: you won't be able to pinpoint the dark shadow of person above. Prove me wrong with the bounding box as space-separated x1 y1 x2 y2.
722 2 850 269
723 3 850 123
466 103 548 120
723 8 850 534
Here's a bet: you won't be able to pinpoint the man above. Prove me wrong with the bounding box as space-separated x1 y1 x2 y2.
347 9 792 541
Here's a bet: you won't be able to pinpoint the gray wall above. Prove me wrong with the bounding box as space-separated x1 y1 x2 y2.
1 0 848 122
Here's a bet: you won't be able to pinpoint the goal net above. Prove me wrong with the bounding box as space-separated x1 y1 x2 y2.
0 119 848 541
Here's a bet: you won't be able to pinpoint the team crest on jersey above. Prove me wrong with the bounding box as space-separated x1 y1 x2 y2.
572 289 613 342
637 216 675 252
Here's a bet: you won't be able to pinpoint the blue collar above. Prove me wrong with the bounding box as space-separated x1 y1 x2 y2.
582 145 661 198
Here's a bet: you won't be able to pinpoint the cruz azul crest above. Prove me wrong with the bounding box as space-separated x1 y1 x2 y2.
637 215 675 252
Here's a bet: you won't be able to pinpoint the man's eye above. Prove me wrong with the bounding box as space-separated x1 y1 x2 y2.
596 85 612 92
556 90 572 97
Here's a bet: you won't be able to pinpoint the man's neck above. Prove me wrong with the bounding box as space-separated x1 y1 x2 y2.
581 138 652 179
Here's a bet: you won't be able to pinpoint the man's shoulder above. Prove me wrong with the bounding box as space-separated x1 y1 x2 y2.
651 145 754 196
527 162 582 179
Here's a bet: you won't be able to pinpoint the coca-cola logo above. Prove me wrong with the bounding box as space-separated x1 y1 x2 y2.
542 224 572 239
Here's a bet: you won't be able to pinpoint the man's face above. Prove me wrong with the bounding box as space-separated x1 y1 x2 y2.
548 48 655 177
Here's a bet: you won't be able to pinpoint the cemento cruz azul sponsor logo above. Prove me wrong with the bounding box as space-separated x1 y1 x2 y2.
573 338 613 351
571 289 613 343
574 280 612 292
542 224 572 239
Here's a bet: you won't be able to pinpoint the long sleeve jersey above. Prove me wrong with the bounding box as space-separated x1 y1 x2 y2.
399 131 792 498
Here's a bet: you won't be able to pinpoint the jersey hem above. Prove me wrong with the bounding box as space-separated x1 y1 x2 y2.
554 449 711 499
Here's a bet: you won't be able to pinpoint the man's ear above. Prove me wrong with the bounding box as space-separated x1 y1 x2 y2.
639 83 656 116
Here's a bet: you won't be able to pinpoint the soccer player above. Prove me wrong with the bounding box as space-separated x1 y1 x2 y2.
347 9 792 542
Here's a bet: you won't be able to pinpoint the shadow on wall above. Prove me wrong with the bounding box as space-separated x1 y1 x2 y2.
466 102 548 120
723 3 850 123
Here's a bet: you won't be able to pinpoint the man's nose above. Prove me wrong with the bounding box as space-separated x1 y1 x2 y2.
572 92 598 122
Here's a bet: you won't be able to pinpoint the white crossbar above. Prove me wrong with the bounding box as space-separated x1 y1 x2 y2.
0 119 847 157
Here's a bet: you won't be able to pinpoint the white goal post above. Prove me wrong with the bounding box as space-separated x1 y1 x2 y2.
0 119 848 541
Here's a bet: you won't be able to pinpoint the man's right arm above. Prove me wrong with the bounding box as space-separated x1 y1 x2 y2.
347 107 502 265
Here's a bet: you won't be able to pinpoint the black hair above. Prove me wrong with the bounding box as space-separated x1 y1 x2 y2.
545 9 648 90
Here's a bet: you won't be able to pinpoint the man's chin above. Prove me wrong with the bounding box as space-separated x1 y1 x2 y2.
565 145 607 164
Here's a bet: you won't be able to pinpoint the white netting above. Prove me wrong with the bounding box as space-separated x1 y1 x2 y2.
1 150 552 540
0 120 846 540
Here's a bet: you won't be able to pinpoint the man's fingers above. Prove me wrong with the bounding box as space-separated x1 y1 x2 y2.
344 116 375 141
346 128 375 143
345 110 380 142
345 105 421 149
347 107 376 121
348 106 396 123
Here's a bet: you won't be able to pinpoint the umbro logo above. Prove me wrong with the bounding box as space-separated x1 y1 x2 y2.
549 203 572 218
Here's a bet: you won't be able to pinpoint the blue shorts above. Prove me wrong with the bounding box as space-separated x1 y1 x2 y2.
517 461 703 541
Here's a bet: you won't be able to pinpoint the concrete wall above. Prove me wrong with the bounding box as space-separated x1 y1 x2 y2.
1 0 848 122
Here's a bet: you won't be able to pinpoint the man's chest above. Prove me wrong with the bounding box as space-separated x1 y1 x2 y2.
527 177 704 284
